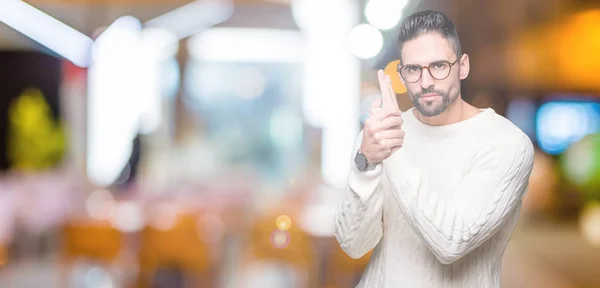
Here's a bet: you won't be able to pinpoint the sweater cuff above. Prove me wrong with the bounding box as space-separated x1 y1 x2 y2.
348 161 383 202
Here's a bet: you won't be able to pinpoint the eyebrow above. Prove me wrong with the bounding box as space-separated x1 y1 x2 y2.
402 59 450 66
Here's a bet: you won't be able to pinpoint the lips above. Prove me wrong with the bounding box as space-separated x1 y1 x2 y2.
420 93 440 100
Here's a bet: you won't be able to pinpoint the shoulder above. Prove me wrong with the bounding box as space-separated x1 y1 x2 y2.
480 111 532 146
477 111 534 164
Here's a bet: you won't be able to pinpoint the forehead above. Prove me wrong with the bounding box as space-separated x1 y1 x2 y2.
400 32 456 65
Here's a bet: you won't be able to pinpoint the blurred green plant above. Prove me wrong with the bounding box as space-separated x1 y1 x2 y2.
560 133 600 203
7 88 67 171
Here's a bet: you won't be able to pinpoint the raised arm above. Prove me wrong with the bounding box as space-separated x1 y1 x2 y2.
333 130 385 259
384 134 534 264
334 70 404 259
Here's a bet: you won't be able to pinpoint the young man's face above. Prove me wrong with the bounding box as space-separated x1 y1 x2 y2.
399 32 469 117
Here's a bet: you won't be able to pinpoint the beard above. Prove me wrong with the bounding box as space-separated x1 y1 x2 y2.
409 84 458 117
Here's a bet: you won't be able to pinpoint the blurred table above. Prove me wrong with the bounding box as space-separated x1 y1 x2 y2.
502 219 600 288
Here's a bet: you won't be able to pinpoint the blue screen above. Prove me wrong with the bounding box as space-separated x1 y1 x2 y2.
536 101 600 155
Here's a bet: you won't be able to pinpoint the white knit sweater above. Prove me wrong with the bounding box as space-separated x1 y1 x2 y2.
333 108 534 288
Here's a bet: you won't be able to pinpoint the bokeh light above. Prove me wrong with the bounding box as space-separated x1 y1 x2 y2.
270 230 290 249
580 201 600 248
85 189 116 220
275 215 292 231
561 134 600 201
562 135 596 186
364 0 408 30
109 201 144 233
536 102 600 155
84 266 114 288
232 67 267 100
347 24 383 59
149 202 179 231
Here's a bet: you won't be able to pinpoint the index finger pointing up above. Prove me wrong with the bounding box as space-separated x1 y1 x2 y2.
377 69 397 110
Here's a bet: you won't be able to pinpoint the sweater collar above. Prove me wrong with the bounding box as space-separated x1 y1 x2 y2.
404 107 495 138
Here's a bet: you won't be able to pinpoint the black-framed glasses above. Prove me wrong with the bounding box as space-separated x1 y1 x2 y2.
397 55 462 83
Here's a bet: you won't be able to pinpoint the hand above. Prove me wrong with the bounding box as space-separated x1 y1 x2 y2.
360 70 405 164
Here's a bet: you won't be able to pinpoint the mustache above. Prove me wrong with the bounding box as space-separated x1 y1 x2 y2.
415 86 446 98
414 87 446 98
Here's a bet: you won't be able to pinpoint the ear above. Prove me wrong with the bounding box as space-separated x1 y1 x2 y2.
459 54 470 80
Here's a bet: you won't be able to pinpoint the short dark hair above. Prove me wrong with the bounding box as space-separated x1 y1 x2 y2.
397 10 462 62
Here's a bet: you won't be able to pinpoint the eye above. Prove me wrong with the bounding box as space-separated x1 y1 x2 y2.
405 65 420 73
432 62 448 70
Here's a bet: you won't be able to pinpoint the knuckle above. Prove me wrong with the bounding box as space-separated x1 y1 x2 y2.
373 132 381 141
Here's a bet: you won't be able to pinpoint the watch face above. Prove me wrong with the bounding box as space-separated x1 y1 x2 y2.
355 152 368 170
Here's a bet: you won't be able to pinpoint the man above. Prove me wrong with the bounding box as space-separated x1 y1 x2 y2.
333 10 534 288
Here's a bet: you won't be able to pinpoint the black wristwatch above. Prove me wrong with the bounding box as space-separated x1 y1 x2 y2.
354 151 377 171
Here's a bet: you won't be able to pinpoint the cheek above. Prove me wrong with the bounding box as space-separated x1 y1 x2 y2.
447 82 461 98
432 81 450 93
439 78 460 92
406 82 421 93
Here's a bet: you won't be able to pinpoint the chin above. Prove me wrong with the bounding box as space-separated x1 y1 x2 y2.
417 105 446 117
421 110 444 117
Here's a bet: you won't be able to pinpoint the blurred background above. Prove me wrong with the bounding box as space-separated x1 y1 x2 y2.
0 0 600 287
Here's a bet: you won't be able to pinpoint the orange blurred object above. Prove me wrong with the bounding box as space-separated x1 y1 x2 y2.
60 220 124 287
62 220 124 263
384 60 407 94
324 239 372 288
507 9 600 92
0 244 6 267
240 210 318 287
137 212 214 287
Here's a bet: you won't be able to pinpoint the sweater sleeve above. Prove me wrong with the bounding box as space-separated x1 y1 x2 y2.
384 133 534 264
333 130 384 259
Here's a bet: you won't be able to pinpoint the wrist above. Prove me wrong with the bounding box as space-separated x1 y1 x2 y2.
355 150 378 171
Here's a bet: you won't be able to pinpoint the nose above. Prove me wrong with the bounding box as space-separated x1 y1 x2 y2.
420 68 434 89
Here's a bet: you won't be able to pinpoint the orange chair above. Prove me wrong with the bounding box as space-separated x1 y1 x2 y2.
60 220 125 286
137 212 214 288
239 211 318 288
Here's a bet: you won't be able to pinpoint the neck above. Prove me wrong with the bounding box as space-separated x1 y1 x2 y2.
415 98 468 126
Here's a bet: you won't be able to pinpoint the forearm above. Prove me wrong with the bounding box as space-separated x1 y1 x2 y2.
333 162 384 259
384 137 534 264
